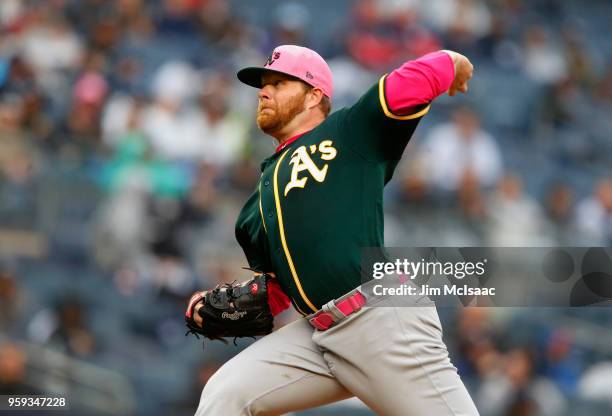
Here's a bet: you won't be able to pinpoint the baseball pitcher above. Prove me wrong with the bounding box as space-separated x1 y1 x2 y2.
185 45 479 416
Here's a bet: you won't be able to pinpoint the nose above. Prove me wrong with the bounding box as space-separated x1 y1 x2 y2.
258 85 272 101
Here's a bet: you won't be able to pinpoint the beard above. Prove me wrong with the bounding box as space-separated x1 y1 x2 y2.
256 91 307 136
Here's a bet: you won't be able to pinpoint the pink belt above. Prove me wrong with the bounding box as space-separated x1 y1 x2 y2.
308 291 367 331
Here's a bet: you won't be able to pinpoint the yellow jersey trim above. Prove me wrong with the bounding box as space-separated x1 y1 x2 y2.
378 74 431 120
258 181 267 234
273 150 318 313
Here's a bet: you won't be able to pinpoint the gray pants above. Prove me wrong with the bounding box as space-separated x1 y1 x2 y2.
195 306 479 416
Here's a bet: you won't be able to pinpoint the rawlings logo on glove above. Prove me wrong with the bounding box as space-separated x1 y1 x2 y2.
222 311 248 320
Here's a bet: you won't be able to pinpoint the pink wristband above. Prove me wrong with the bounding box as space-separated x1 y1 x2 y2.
385 51 455 115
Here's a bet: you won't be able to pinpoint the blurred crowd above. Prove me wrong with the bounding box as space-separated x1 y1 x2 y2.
1 0 611 415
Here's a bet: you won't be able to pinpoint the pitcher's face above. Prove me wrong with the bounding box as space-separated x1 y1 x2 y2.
256 73 308 136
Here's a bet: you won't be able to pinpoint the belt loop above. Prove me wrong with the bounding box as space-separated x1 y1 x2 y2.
322 300 346 322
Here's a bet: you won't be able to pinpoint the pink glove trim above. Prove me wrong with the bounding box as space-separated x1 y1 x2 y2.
383 51 455 116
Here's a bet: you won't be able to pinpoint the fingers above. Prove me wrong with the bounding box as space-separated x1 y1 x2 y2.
442 50 473 97
448 80 467 96
186 291 206 326
194 302 204 326
448 62 473 96
462 63 474 92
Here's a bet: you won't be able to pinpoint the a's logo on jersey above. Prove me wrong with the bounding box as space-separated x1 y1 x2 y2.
284 140 337 196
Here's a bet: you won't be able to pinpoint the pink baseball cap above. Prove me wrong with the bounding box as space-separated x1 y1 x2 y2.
237 45 333 98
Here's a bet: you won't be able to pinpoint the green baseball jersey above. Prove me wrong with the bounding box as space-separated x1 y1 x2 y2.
235 76 430 315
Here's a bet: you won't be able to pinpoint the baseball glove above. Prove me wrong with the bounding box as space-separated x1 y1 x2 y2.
185 274 274 343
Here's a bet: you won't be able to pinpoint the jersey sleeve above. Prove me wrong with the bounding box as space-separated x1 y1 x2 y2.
239 238 270 272
235 189 273 273
337 51 454 162
337 78 429 162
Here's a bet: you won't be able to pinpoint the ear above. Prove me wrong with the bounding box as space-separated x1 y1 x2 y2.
305 87 324 110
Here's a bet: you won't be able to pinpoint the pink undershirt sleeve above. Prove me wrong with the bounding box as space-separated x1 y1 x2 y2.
267 278 291 316
384 51 455 115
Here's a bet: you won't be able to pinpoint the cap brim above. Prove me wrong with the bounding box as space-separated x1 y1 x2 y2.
237 67 305 89
236 67 267 89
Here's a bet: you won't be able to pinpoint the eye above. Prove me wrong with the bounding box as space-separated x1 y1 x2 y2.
274 80 283 86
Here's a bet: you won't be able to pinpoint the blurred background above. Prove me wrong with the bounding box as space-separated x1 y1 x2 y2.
0 0 611 415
